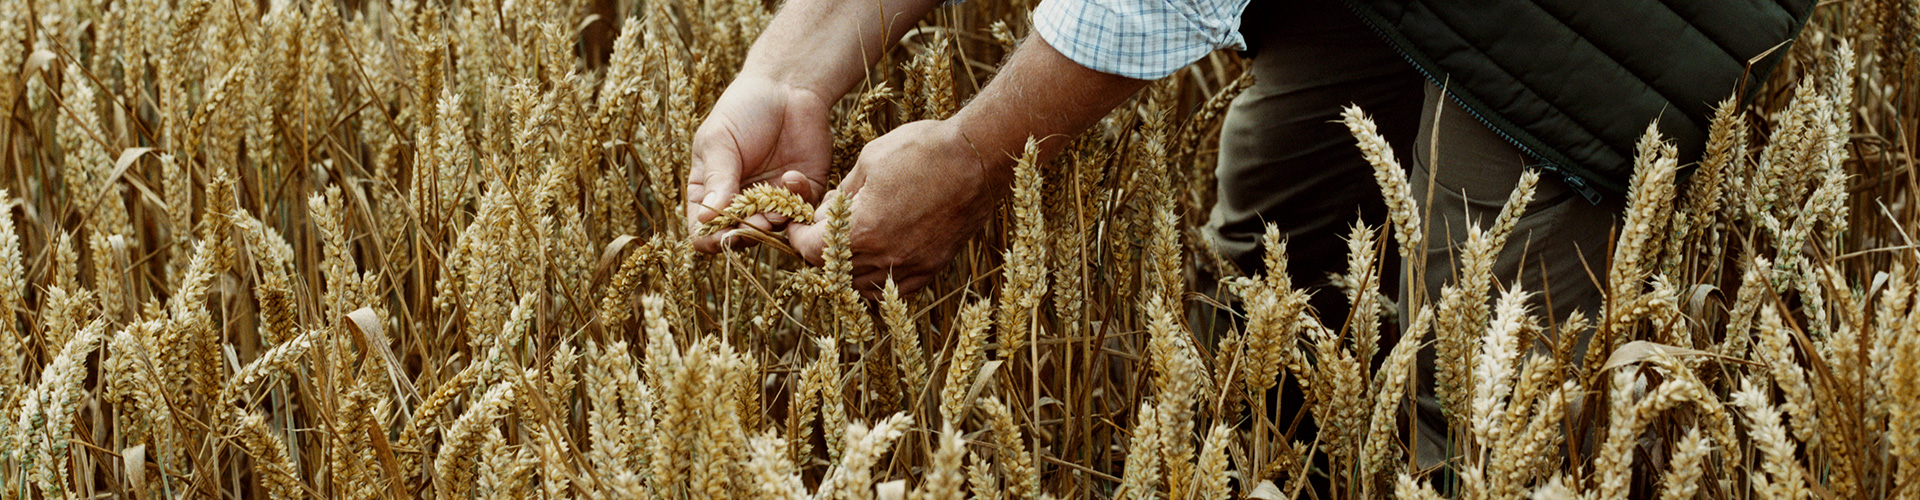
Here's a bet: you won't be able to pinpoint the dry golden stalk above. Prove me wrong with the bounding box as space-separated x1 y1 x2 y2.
1342 105 1422 263
745 432 808 500
939 298 994 424
1471 290 1537 446
968 451 1004 500
435 380 517 499
734 350 763 433
1144 191 1184 307
1658 427 1711 500
1595 365 1708 500
1146 295 1205 495
820 191 877 342
920 31 956 119
0 5 20 106
697 184 816 236
998 138 1049 355
1734 379 1809 500
1396 474 1448 500
1756 306 1820 447
1048 204 1089 343
817 339 851 463
39 286 93 356
477 431 539 500
895 33 937 117
0 188 19 390
1233 224 1311 394
161 238 224 399
1341 222 1385 364
1115 402 1164 500
1361 305 1432 476
599 236 664 328
217 328 318 414
234 412 303 500
1176 70 1255 168
104 323 181 475
398 362 484 479
838 83 895 165
477 293 538 385
686 338 752 499
1672 98 1746 268
1493 380 1573 496
1309 318 1366 465
1432 170 1538 420
56 63 115 217
913 423 968 500
85 240 126 325
12 319 104 498
329 390 381 500
1192 423 1232 500
978 397 1038 500
1616 126 1679 289
644 296 698 492
585 341 639 480
1885 289 1920 491
52 231 78 295
882 280 931 401
185 60 252 155
789 349 824 464
818 413 913 500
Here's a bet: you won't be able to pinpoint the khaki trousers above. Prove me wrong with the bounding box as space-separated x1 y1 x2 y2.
1204 0 1626 470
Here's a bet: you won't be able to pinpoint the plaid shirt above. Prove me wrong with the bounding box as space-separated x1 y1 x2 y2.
1032 0 1249 80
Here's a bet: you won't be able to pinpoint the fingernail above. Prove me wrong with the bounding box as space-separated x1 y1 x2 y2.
701 192 724 211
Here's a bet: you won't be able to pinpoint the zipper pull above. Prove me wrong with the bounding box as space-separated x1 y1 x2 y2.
1535 164 1603 205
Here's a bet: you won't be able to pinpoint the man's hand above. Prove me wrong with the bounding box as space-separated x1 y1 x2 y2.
780 36 1149 294
788 120 1009 293
679 0 945 253
685 75 835 253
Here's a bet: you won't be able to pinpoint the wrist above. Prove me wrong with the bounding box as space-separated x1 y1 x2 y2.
946 115 1028 179
727 70 840 117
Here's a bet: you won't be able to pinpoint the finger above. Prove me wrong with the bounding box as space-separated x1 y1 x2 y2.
786 189 839 266
897 275 934 294
781 170 828 204
741 213 775 233
684 180 710 237
720 229 763 250
722 214 772 251
687 157 741 224
856 270 931 299
692 230 726 253
852 269 891 295
838 165 869 198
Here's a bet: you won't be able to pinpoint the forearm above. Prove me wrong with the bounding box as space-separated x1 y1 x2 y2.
742 0 945 102
950 35 1150 176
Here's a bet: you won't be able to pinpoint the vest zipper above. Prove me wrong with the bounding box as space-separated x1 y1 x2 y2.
1336 0 1607 205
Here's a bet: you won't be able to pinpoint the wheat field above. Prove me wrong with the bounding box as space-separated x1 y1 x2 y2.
0 0 1916 498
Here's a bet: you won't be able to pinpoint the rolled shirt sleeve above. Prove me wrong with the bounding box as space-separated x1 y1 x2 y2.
1032 0 1250 80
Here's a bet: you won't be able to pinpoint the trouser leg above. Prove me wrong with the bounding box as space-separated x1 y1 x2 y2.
1404 83 1625 468
1201 1 1423 494
1205 0 1423 325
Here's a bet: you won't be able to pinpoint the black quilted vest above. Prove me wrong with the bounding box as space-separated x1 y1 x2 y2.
1342 0 1817 195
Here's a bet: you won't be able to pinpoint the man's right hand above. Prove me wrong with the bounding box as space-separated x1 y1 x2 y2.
686 74 834 253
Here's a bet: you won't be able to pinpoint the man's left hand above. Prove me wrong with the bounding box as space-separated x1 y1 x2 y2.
787 119 1012 294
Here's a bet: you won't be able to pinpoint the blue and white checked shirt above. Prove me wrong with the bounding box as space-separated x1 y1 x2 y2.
1032 0 1250 80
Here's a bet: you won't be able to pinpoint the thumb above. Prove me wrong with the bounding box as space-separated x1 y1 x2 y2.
786 189 838 266
687 152 743 225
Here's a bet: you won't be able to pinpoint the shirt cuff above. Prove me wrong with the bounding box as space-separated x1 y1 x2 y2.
1031 0 1248 80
